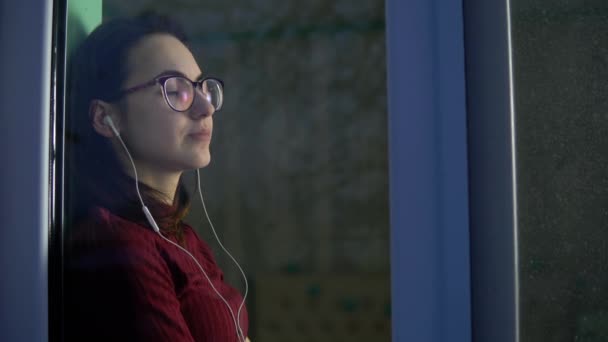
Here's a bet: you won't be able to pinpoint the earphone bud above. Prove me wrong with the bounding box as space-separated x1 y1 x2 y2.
103 116 121 137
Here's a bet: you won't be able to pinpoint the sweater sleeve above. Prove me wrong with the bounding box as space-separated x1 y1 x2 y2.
65 220 196 342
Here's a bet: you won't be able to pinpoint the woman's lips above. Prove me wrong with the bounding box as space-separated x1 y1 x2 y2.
188 130 212 141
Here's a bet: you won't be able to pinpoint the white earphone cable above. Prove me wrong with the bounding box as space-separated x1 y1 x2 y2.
155 232 246 342
195 168 249 340
110 123 245 342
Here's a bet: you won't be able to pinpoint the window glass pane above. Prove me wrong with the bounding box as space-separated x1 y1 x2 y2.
64 1 390 341
512 1 608 341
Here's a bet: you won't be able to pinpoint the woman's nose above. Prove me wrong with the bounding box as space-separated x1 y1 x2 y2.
188 88 215 119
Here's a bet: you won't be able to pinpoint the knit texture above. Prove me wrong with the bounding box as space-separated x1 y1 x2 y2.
65 206 248 342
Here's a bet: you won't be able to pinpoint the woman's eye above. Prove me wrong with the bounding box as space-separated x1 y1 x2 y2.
166 90 191 104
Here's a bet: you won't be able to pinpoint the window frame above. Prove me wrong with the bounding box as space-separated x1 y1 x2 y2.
0 0 521 340
0 0 55 341
386 0 474 341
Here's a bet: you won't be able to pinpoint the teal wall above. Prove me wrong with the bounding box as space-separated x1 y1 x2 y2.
67 0 102 56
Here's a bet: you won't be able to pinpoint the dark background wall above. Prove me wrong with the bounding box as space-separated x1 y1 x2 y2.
512 2 608 341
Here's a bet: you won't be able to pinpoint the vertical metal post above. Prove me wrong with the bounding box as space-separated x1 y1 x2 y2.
49 1 101 340
386 0 471 341
464 0 519 341
0 0 53 341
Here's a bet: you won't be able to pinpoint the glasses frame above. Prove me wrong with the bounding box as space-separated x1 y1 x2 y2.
119 74 224 112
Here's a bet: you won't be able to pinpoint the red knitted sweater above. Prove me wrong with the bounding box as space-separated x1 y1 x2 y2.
65 205 249 342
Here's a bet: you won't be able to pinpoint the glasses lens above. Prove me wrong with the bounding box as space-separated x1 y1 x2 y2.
164 77 194 111
202 79 224 111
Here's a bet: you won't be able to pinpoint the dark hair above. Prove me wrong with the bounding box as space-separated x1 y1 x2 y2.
67 13 192 238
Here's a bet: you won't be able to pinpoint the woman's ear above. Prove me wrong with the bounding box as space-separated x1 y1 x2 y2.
90 99 119 138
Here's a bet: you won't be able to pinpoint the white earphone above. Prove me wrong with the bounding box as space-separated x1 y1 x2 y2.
103 115 121 138
103 114 247 341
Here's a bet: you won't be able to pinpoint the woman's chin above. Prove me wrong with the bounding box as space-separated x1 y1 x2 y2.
193 152 211 169
177 150 211 170
197 158 211 169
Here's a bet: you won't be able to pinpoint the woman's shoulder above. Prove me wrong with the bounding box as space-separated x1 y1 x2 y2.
65 205 172 276
67 205 158 251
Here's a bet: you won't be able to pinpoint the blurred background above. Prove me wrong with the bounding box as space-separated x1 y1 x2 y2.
512 1 608 341
69 1 390 341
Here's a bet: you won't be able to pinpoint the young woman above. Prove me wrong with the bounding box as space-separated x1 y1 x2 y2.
64 14 250 342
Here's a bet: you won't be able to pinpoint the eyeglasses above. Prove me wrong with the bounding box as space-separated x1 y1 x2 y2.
119 74 224 112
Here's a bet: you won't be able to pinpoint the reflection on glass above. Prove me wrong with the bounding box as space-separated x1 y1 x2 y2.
512 2 608 341
65 1 389 341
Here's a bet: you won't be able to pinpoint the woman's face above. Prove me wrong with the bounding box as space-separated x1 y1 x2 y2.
116 33 214 174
